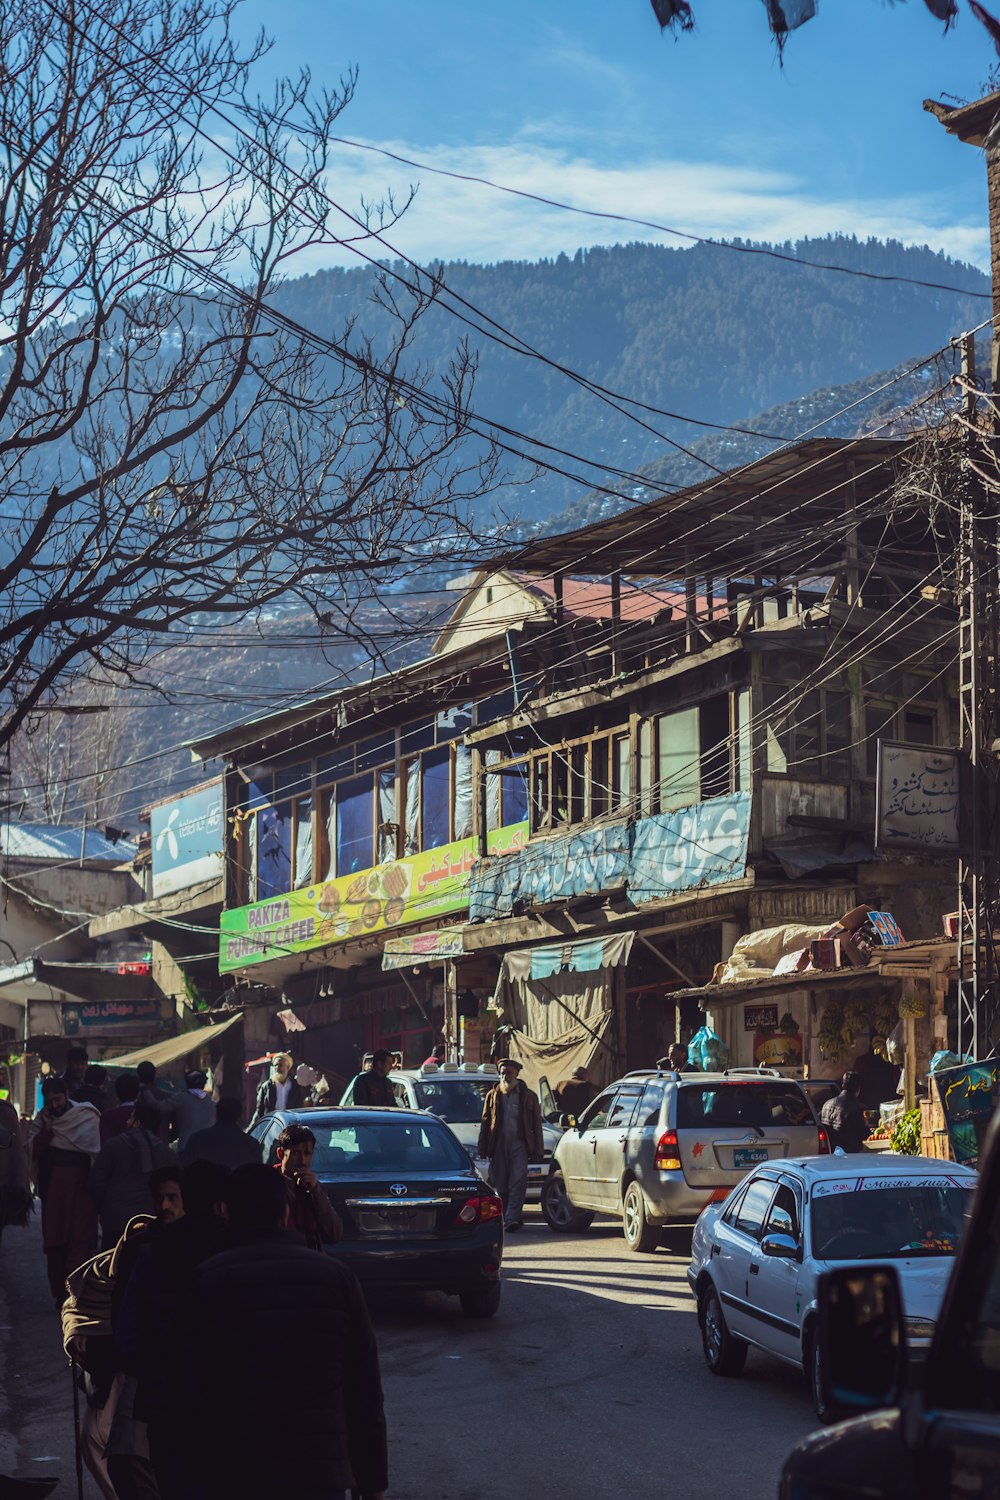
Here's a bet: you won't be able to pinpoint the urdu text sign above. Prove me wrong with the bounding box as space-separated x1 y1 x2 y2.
875 742 959 854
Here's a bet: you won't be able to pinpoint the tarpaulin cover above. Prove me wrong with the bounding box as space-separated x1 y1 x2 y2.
506 1012 615 1095
502 931 634 982
103 1013 242 1070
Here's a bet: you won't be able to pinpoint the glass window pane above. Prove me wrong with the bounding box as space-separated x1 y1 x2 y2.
552 754 569 826
453 744 474 840
337 775 374 875
293 797 313 888
532 756 550 831
570 744 587 823
323 790 336 880
247 771 272 812
421 746 451 850
904 707 937 746
275 763 310 800
613 735 631 812
485 749 501 834
639 720 653 815
825 691 852 780
500 763 528 827
257 802 292 899
402 760 419 857
737 689 752 790
591 738 609 818
317 747 353 782
865 701 896 777
762 685 789 775
658 707 700 810
356 733 394 772
793 690 823 775
400 719 435 756
437 703 473 742
377 769 397 863
734 1179 776 1240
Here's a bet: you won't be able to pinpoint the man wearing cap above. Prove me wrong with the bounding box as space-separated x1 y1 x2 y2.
477 1058 544 1232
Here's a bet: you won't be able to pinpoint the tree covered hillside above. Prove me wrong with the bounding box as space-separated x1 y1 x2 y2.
275 234 988 522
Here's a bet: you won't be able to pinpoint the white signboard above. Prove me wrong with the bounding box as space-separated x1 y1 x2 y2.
151 781 224 897
875 741 960 853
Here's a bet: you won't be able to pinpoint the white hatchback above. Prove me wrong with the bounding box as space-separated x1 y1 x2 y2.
687 1154 977 1419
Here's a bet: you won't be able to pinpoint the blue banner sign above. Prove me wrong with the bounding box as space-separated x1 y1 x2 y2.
469 791 750 922
151 780 224 897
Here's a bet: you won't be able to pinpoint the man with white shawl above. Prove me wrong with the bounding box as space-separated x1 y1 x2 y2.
32 1073 100 1303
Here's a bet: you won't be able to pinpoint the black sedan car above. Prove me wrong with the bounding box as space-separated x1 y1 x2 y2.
249 1106 504 1317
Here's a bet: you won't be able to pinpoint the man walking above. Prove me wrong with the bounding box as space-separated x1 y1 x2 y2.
32 1074 101 1302
190 1164 387 1499
150 1069 215 1150
478 1058 544 1232
89 1103 174 1246
249 1050 305 1125
821 1071 868 1153
352 1049 398 1108
181 1097 262 1169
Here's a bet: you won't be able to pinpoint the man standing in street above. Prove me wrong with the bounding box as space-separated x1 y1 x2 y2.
554 1066 597 1117
478 1058 544 1232
190 1163 387 1499
100 1073 141 1144
249 1050 305 1125
150 1069 215 1150
821 1071 868 1153
351 1049 398 1108
89 1102 174 1246
32 1075 101 1302
181 1096 262 1170
64 1046 91 1102
274 1122 342 1248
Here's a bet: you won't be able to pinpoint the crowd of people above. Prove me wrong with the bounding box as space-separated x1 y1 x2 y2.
0 1046 386 1500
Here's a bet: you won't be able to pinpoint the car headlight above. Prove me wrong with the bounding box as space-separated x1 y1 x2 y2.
904 1316 936 1342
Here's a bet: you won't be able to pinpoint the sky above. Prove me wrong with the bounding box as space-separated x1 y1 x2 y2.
231 0 999 273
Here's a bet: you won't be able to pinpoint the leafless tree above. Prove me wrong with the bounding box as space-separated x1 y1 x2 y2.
0 0 497 754
7 670 131 824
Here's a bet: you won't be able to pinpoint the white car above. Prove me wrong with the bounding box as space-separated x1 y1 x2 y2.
339 1062 561 1198
687 1154 977 1419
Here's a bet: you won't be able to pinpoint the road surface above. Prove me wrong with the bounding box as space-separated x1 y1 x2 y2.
0 1208 815 1498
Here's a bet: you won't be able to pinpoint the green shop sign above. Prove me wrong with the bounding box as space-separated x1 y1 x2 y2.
219 822 527 972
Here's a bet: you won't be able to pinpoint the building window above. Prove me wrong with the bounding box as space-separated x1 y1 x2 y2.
657 707 700 811
762 683 856 781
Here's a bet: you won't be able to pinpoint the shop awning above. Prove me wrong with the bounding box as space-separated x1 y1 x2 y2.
382 929 465 970
671 967 894 1007
104 1013 242 1070
503 931 634 982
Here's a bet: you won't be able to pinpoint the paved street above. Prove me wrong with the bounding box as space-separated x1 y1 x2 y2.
0 1209 814 1499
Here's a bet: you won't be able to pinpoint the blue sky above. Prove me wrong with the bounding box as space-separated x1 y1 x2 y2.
234 0 997 271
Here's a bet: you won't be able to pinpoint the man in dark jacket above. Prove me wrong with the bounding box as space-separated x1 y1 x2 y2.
190 1164 387 1499
249 1051 306 1126
478 1058 544 1232
351 1050 398 1108
89 1104 174 1246
554 1067 598 1117
820 1071 868 1153
181 1097 262 1170
274 1122 342 1248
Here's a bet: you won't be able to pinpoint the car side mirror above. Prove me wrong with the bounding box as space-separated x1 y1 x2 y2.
760 1232 800 1260
817 1265 908 1415
564 1113 579 1131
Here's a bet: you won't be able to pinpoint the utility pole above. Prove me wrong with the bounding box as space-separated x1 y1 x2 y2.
926 94 1000 1058
956 333 1000 1058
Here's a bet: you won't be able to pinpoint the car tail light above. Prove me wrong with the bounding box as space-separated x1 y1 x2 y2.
453 1195 503 1226
654 1130 682 1170
817 1126 831 1154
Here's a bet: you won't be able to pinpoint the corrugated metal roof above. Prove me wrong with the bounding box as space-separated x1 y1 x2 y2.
1 823 136 863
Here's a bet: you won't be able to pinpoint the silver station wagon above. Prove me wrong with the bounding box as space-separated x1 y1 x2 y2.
541 1070 827 1251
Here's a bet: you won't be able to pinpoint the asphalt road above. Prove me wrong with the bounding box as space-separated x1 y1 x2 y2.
0 1209 816 1499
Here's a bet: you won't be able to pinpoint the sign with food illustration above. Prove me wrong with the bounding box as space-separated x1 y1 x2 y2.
219 822 527 972
752 1009 804 1068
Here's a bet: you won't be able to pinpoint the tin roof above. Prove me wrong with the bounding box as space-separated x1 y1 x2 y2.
1 823 136 863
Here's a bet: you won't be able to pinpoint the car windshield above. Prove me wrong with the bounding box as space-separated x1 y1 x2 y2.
412 1079 493 1123
811 1178 974 1260
308 1119 471 1175
677 1082 814 1129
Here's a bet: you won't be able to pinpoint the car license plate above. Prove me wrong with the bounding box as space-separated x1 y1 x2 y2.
734 1147 768 1168
527 1163 543 1178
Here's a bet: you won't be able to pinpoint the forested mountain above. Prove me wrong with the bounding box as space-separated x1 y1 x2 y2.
275 234 987 525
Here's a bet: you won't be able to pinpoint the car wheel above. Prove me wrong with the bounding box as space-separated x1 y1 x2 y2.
459 1281 501 1318
700 1284 747 1377
541 1171 594 1233
810 1330 839 1423
622 1180 659 1253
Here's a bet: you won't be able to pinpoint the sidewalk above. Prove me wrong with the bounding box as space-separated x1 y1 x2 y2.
0 1216 100 1496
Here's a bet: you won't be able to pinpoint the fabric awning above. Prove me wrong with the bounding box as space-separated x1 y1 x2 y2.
104 1013 242 1070
382 929 465 970
503 931 634 983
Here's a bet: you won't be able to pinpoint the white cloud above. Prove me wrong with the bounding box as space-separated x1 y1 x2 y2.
303 135 988 276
